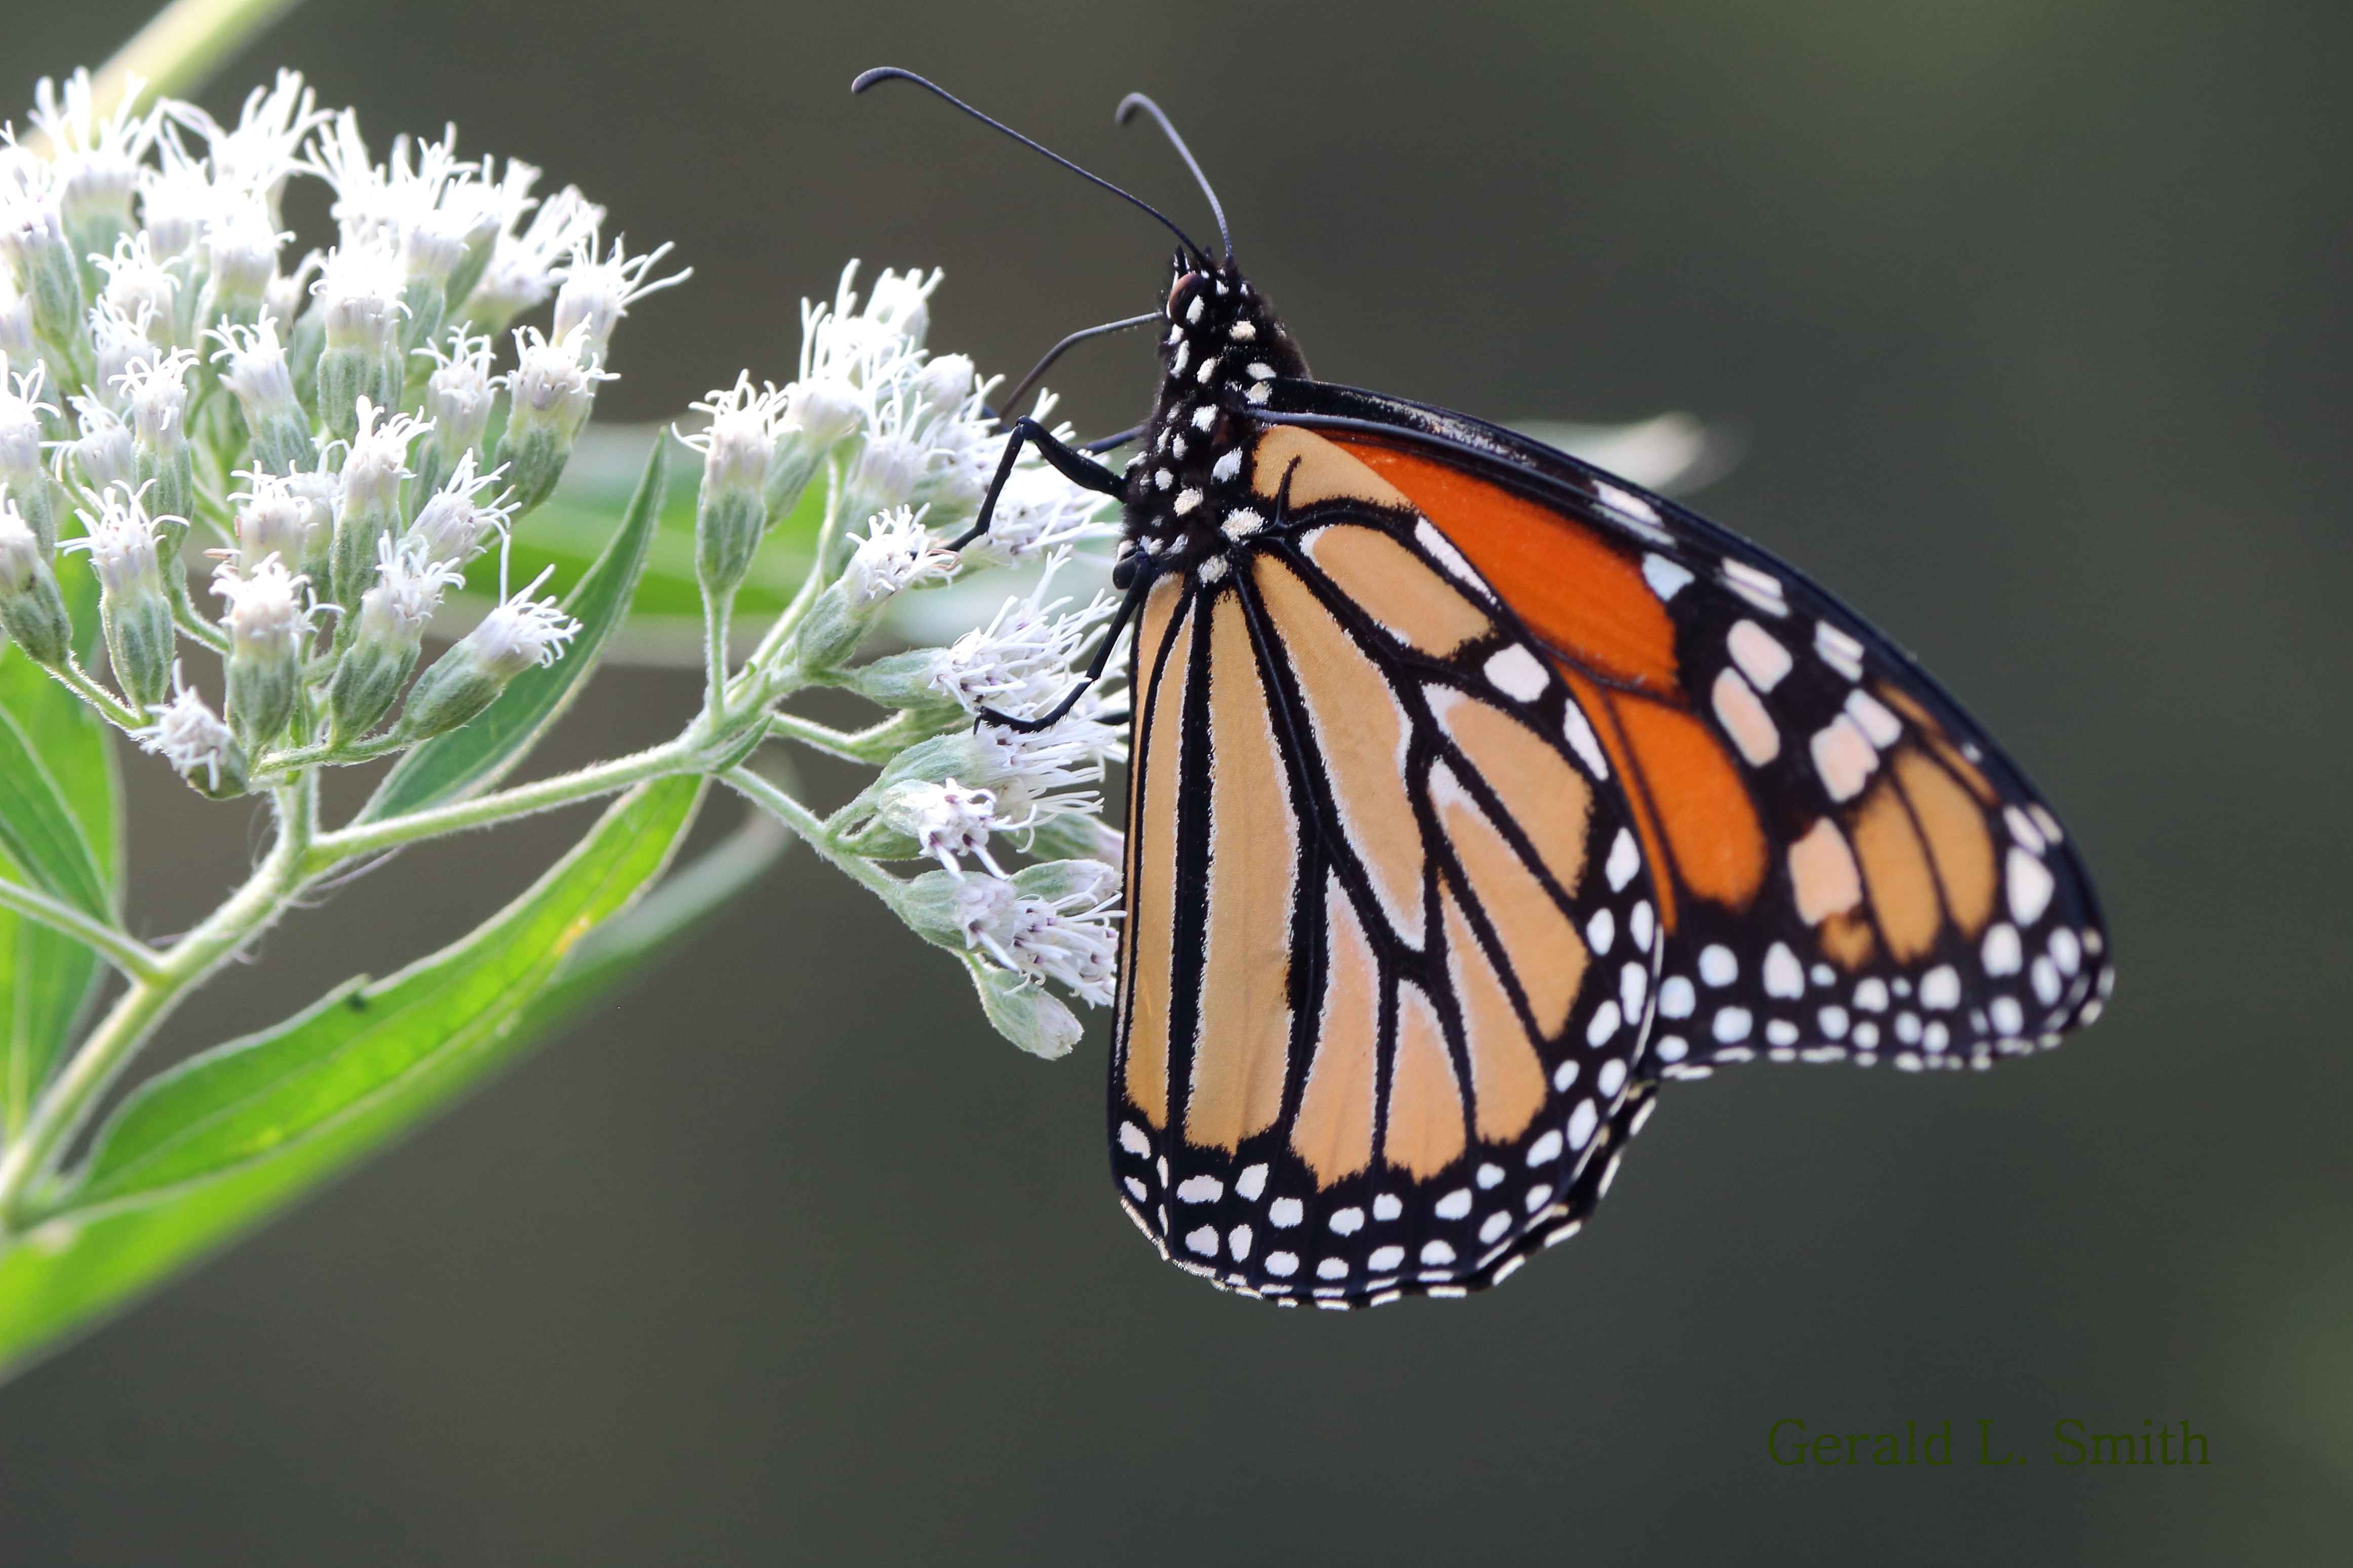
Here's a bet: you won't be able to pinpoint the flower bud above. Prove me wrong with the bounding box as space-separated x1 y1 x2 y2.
66 489 175 709
494 325 608 513
0 370 58 553
120 350 198 527
896 868 1013 951
860 267 938 352
0 505 72 667
211 320 317 476
967 958 1083 1059
0 275 36 365
212 556 313 746
405 451 512 567
686 375 781 602
95 235 182 352
0 187 88 351
198 200 287 333
311 244 408 440
33 70 146 275
232 471 313 576
397 568 578 740
135 664 250 799
64 397 135 494
284 466 340 588
325 537 458 741
914 353 974 416
411 329 496 501
134 667 249 803
551 237 684 368
847 648 967 717
329 398 424 615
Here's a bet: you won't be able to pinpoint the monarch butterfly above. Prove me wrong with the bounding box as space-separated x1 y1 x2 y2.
854 69 2112 1309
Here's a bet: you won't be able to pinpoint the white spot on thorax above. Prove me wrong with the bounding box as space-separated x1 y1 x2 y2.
1192 405 1217 431
1212 447 1243 483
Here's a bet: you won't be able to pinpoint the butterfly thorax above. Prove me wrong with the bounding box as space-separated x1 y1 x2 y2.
1118 257 1308 586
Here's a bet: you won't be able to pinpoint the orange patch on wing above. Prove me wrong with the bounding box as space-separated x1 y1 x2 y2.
1292 875 1381 1185
1442 890 1548 1145
1556 666 1679 933
1120 581 1190 1129
1253 553 1425 942
1304 524 1491 656
1186 593 1299 1150
1820 911 1877 970
1893 747 1998 937
1250 425 1414 512
1383 980 1466 1180
1429 690 1593 900
1338 438 1679 694
1874 681 1998 804
1612 693 1769 912
1433 761 1587 1037
1850 776 1940 962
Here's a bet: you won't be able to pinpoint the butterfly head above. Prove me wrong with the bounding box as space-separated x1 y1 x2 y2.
1118 256 1308 584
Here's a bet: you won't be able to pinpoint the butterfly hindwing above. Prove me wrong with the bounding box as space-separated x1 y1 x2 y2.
1110 445 1665 1305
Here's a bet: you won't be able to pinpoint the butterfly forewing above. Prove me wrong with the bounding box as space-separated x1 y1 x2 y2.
1111 428 1663 1305
1273 388 2111 1079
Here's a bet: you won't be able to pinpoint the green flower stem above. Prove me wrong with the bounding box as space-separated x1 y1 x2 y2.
703 592 731 717
722 763 903 906
0 875 162 983
764 710 926 766
303 736 698 867
729 460 844 712
168 581 229 653
252 731 411 777
0 773 316 1223
44 657 150 733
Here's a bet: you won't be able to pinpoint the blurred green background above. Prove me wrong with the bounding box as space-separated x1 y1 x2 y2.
3 1 2349 1560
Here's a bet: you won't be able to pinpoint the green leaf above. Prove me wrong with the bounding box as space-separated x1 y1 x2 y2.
358 433 669 825
0 705 109 921
0 575 121 1136
0 775 702 1379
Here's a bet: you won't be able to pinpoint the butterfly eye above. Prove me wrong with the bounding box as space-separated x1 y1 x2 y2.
1167 272 1201 318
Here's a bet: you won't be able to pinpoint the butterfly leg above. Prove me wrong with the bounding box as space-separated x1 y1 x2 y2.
974 563 1155 734
947 417 1126 552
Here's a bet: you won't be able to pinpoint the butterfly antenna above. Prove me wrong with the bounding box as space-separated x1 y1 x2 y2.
853 68 1210 264
1114 94 1232 266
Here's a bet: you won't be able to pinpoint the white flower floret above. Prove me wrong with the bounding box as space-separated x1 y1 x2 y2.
164 69 326 218
28 69 159 226
93 232 181 344
857 265 940 350
353 533 462 645
955 867 1123 1008
0 364 52 477
89 297 166 403
463 182 603 330
469 564 580 676
211 553 313 657
405 450 513 566
552 233 687 361
683 372 787 495
230 469 316 573
963 715 1121 838
0 271 33 362
416 327 497 452
341 396 428 515
209 318 297 418
843 506 957 610
312 238 407 351
845 384 928 515
501 323 611 438
63 396 135 492
114 347 197 454
61 484 165 596
200 193 288 307
925 550 1120 720
896 778 1008 877
133 662 237 790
